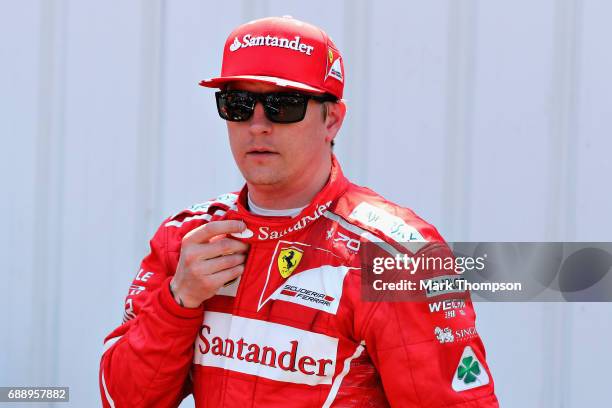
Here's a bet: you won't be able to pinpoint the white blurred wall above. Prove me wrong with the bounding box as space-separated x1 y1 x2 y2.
1 0 611 406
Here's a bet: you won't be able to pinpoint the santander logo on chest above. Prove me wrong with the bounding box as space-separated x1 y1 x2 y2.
194 312 338 385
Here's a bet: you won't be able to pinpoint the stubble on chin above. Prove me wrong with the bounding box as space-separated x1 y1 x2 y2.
242 166 286 186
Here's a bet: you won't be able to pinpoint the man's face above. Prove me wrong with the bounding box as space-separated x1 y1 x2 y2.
225 81 342 190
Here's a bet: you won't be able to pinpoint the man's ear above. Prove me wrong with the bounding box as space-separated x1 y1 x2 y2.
324 100 347 144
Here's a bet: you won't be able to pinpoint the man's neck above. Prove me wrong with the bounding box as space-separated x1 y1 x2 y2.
247 155 332 210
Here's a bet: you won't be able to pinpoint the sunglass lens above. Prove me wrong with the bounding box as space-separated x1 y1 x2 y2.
265 94 308 123
217 91 255 121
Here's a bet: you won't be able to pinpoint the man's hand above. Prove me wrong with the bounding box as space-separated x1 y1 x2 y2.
170 220 249 308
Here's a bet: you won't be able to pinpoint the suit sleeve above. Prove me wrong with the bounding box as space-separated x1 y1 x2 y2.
99 219 204 408
358 243 499 407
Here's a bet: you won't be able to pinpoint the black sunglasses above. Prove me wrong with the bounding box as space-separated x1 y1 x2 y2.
215 90 338 124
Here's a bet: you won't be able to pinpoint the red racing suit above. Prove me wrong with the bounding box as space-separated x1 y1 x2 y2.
99 157 499 407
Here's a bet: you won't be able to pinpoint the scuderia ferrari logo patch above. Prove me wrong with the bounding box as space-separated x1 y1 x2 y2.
452 346 490 392
278 247 304 278
325 46 343 83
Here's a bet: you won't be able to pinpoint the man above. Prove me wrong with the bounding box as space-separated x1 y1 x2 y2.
99 16 499 407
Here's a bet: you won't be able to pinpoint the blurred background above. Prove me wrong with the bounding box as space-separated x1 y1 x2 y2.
1 0 611 406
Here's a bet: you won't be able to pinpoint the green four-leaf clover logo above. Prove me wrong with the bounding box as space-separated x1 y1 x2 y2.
457 356 481 384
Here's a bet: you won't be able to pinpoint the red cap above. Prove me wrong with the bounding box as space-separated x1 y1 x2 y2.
199 16 345 99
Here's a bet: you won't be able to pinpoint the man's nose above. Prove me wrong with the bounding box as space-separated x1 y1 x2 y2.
248 101 273 135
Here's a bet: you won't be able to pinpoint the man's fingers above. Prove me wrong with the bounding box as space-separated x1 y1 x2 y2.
209 264 245 289
207 237 250 256
200 253 246 275
183 220 246 244
182 239 249 265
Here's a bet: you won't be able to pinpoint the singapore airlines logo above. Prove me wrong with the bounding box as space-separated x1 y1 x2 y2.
278 247 303 278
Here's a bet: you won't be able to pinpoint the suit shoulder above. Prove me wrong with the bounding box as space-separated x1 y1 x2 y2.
159 191 240 237
332 182 445 248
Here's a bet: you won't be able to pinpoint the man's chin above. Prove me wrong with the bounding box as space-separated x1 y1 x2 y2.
242 170 286 187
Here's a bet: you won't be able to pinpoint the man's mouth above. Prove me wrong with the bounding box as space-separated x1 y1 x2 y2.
246 148 279 156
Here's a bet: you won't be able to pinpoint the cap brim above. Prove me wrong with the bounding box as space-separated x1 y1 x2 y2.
199 75 326 94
